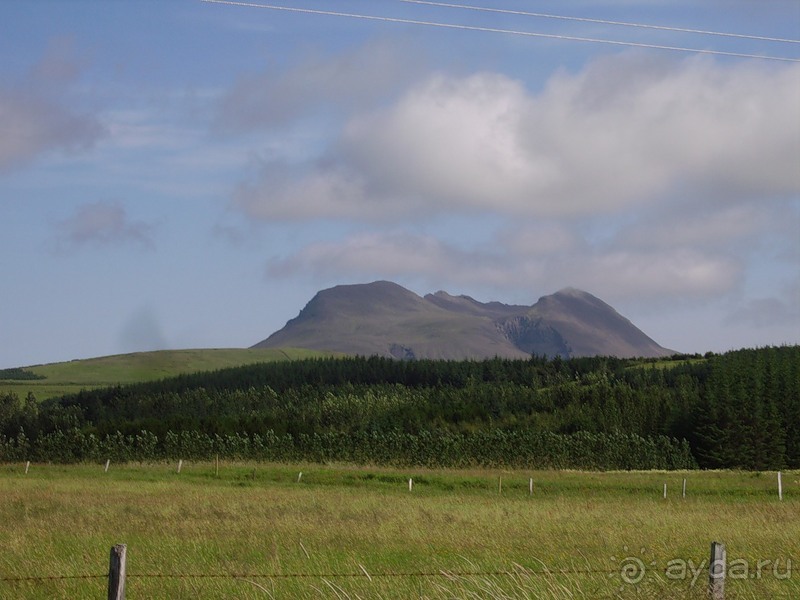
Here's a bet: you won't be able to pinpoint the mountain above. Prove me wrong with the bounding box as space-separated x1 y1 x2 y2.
252 281 674 359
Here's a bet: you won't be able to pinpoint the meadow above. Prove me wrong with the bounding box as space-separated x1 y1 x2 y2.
0 348 332 401
0 463 796 599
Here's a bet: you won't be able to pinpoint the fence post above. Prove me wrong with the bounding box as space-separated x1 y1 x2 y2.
108 544 127 600
708 541 725 600
778 471 783 501
24 461 30 475
682 478 687 499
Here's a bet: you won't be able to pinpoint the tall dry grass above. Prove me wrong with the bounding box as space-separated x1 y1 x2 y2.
0 463 796 598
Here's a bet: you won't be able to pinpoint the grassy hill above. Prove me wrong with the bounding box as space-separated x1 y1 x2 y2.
0 347 334 400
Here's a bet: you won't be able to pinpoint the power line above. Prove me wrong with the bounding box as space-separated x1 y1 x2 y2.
399 0 800 45
199 0 800 62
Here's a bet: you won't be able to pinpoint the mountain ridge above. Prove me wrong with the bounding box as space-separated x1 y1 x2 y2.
253 281 674 359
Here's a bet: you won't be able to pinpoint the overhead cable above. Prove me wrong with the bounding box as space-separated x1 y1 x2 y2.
199 0 800 63
399 0 800 45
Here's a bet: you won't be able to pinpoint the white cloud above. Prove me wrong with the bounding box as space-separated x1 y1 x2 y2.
616 203 789 250
53 201 154 250
266 228 742 303
558 249 741 300
0 88 103 173
103 109 194 151
339 72 534 211
234 164 373 221
501 223 581 256
0 41 104 172
215 38 425 133
233 54 800 222
231 49 797 318
267 231 501 284
726 296 800 329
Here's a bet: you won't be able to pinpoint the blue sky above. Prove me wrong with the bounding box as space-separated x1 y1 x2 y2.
1 0 798 368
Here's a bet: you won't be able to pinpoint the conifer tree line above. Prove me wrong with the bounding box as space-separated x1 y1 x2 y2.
0 345 796 470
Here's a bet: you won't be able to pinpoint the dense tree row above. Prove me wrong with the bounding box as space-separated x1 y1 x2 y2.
0 428 694 470
0 368 44 380
0 346 796 469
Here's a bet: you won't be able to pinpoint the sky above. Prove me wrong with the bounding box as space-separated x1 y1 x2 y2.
1 0 799 368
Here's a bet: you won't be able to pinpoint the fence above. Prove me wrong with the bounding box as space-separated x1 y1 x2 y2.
0 542 756 599
16 459 793 501
2 465 794 598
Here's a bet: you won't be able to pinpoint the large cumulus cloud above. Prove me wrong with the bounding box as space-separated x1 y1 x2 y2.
234 54 800 220
225 49 798 328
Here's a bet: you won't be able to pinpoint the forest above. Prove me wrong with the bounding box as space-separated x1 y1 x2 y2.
1 345 797 470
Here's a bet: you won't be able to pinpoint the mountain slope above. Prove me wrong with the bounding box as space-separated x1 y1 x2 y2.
253 281 674 359
0 348 335 401
259 281 526 359
527 287 670 358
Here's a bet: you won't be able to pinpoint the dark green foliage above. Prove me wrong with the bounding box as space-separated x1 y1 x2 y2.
1 346 797 470
0 428 695 470
0 368 45 380
687 347 796 470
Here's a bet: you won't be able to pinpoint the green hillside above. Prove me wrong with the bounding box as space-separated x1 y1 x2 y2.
0 348 334 400
3 346 797 470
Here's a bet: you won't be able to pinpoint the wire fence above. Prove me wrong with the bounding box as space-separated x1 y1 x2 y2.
3 561 797 599
0 566 618 583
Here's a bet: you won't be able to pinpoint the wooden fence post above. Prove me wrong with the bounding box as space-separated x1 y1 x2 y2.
529 477 533 496
682 478 687 499
708 541 725 600
778 471 783 501
24 461 30 475
108 544 127 600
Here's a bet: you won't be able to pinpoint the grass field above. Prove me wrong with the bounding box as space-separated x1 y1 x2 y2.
1 350 707 403
0 464 796 599
0 348 333 401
